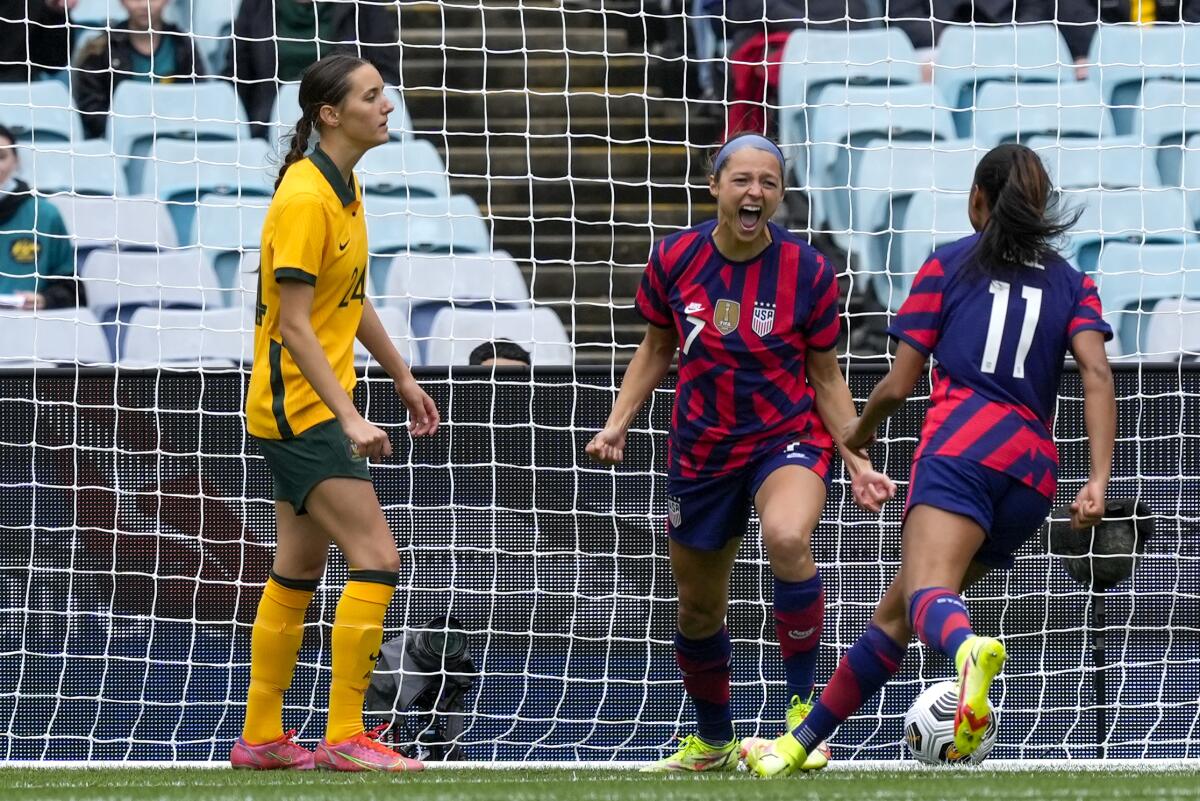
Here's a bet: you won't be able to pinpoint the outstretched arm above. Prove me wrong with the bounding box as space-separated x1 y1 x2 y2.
585 324 678 464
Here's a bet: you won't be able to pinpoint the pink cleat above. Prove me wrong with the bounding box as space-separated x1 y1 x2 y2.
230 729 315 770
314 725 425 772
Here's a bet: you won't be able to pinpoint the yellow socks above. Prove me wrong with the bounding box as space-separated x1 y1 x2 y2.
325 570 398 744
242 572 317 745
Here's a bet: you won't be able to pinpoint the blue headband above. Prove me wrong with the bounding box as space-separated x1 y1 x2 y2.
712 134 786 176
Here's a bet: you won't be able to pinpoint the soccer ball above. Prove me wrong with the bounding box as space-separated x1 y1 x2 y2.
903 680 998 765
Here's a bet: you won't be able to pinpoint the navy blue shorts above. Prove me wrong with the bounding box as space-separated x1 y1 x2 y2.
665 441 832 552
905 456 1053 569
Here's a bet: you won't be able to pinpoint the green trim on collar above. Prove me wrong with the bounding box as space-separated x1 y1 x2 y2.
309 146 357 207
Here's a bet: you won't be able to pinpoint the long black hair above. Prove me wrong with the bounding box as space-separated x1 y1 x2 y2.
970 143 1080 278
274 53 370 192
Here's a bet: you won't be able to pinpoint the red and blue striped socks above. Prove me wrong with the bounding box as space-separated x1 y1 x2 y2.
909 587 974 662
773 574 824 701
675 627 734 745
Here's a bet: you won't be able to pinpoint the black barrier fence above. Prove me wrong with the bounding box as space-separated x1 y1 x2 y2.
0 366 1195 761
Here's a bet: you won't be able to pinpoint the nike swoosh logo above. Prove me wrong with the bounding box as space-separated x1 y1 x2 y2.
368 651 381 662
339 240 350 251
684 302 705 314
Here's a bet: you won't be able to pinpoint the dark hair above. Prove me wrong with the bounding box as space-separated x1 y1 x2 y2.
0 124 15 148
274 54 370 192
707 130 786 181
468 340 531 366
970 143 1080 278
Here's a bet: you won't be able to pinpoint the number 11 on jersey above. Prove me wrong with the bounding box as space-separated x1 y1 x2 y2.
982 280 1043 379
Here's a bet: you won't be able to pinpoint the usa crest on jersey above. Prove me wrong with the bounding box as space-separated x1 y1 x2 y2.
667 495 682 527
752 302 775 337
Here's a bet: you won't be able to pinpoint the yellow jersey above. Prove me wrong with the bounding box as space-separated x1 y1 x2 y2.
247 147 368 439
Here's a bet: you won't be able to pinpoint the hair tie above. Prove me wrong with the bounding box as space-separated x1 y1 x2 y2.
712 134 785 176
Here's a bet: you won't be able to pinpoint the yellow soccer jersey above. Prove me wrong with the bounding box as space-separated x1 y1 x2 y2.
247 147 369 439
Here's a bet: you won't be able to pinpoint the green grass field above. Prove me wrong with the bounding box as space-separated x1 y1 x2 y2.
1 767 1197 801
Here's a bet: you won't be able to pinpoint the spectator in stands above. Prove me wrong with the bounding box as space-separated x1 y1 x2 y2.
0 0 76 82
469 340 531 367
0 124 80 309
73 0 210 138
226 0 402 138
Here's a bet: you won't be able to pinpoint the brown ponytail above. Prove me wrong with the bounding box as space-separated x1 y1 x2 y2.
273 53 370 193
970 143 1081 279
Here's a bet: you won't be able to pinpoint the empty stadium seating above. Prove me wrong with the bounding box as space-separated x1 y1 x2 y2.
424 306 571 366
0 308 110 366
1144 296 1200 360
120 306 254 368
1094 241 1200 353
20 140 128 196
0 82 81 143
358 140 451 199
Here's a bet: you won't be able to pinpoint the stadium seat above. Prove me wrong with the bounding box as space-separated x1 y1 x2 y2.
776 28 920 185
1065 188 1195 272
358 140 451 199
19 140 128 196
354 305 419 367
1093 241 1200 354
1086 24 1200 134
973 82 1112 146
271 83 413 144
1134 80 1200 187
932 24 1074 137
1143 296 1200 360
808 83 954 238
424 306 571 366
67 0 125 26
1180 133 1200 225
51 195 179 254
365 195 493 293
82 246 222 315
144 139 274 242
0 81 81 143
110 81 250 191
849 140 978 276
0 307 110 366
384 251 531 358
1027 135 1158 191
237 252 261 309
119 306 254 368
880 190 972 311
193 195 270 291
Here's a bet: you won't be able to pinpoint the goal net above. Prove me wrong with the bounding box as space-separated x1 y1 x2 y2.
0 0 1196 763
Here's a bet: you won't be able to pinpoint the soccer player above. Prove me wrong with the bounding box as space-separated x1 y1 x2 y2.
744 143 1117 777
586 132 896 772
230 54 439 772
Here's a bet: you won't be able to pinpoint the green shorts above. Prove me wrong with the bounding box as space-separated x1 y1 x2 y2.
254 418 372 515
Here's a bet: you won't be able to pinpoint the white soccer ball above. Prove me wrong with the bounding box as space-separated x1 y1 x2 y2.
903 680 998 765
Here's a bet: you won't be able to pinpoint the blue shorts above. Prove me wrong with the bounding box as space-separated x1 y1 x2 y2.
665 441 832 552
906 456 1053 569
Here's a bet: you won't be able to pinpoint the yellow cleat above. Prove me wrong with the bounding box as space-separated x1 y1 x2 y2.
741 731 808 778
783 694 830 770
954 635 1007 757
640 734 740 773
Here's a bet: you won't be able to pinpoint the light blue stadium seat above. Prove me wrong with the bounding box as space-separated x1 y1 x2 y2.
879 190 972 312
1086 23 1200 135
0 82 81 143
383 251 531 360
1180 133 1200 224
110 81 249 191
271 83 413 145
1093 241 1200 354
973 82 1112 146
50 194 178 257
366 195 492 293
849 140 978 277
193 195 270 295
1144 296 1200 360
20 140 127 196
933 24 1074 137
1027 135 1157 191
425 306 571 366
120 306 255 368
808 83 954 240
144 139 274 242
777 28 920 188
358 140 450 199
355 305 419 367
1065 188 1195 272
1136 80 1200 189
66 0 125 26
0 308 110 366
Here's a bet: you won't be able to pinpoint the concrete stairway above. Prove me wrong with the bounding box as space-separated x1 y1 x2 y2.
397 0 719 364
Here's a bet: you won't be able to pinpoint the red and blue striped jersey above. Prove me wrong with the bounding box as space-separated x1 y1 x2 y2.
888 233 1113 498
635 219 840 479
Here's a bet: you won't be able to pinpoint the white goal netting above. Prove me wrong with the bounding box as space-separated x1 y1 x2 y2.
0 0 1196 763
